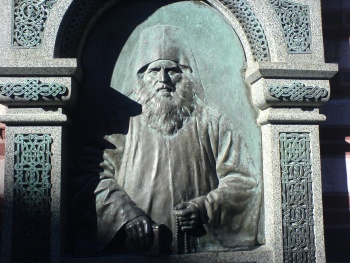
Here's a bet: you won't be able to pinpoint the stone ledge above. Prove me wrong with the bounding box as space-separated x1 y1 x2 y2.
258 108 326 125
63 246 273 263
0 58 78 77
245 62 338 84
0 114 69 124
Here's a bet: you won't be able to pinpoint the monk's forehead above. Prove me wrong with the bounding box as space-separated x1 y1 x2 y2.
147 60 179 68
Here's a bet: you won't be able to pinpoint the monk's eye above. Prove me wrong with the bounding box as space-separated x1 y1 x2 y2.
147 68 160 75
168 69 182 76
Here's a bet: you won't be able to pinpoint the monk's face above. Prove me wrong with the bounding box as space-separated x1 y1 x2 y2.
142 60 186 98
135 59 195 135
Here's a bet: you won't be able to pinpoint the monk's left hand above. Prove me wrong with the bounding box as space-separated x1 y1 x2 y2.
174 202 200 231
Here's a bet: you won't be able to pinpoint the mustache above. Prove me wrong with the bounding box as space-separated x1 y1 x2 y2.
132 80 196 135
156 84 174 93
134 78 196 108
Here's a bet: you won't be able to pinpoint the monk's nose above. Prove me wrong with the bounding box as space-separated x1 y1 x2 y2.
159 69 169 83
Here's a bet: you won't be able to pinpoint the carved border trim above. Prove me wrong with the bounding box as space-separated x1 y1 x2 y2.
12 134 52 261
269 82 328 102
217 0 270 61
0 79 67 100
269 0 311 53
279 133 316 262
56 0 107 58
12 0 58 48
57 0 271 61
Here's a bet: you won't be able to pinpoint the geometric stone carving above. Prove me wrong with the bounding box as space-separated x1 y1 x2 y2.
279 133 316 263
56 0 107 58
13 0 58 48
0 79 67 100
58 0 271 62
270 0 311 53
12 134 52 261
269 82 328 102
218 0 270 61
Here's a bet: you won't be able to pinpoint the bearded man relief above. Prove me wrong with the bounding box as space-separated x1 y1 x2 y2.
83 25 261 254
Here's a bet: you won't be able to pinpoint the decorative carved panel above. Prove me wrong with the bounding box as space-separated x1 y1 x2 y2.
270 0 311 53
58 0 271 61
269 82 328 102
0 79 67 100
13 0 58 48
218 0 270 61
57 0 107 58
279 133 316 262
12 134 52 261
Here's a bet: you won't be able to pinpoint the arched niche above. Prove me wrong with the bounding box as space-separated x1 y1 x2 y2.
53 0 268 172
67 0 264 255
54 0 271 64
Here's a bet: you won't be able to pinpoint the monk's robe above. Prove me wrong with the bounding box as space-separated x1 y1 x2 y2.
94 106 261 252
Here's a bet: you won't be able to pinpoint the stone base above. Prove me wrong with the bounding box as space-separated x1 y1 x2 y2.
63 246 273 263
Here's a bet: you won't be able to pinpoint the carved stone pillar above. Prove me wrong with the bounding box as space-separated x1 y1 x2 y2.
248 62 337 263
0 59 77 263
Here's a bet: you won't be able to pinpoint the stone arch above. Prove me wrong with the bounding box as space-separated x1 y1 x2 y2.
0 1 337 262
65 2 265 255
54 0 271 62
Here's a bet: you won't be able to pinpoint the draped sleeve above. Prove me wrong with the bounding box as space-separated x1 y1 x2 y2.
94 133 146 248
190 111 261 248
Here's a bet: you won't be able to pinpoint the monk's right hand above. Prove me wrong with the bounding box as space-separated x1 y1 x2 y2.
125 215 154 249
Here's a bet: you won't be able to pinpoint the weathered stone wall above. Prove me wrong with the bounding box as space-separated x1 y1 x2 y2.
0 0 338 262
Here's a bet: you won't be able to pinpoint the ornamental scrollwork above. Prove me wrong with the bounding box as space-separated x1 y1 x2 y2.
279 133 316 263
269 82 328 102
219 0 270 61
58 0 107 58
12 134 52 261
0 79 67 100
270 0 311 53
59 0 271 61
13 0 58 48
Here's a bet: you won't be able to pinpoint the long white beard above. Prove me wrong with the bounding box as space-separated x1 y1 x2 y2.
134 81 195 136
